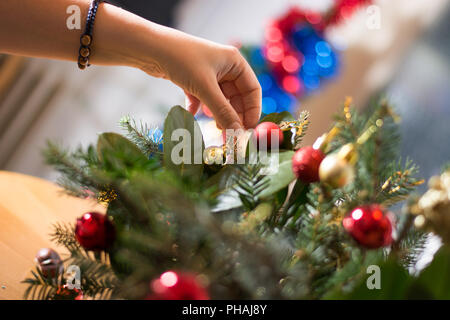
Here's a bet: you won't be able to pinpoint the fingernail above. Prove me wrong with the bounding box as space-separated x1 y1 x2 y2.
229 122 243 130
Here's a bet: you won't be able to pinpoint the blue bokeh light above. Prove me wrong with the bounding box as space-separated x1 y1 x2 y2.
262 97 278 114
316 54 333 68
242 23 339 115
315 41 332 57
258 73 274 92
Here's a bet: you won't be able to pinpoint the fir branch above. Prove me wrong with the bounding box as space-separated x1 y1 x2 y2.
280 110 310 150
233 163 269 211
51 223 79 252
398 230 429 270
119 115 162 157
67 251 119 299
293 110 310 150
43 142 100 197
375 158 423 206
23 267 61 300
50 224 119 299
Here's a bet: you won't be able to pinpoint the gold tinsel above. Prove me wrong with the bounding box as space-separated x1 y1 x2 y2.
414 170 450 244
97 188 118 205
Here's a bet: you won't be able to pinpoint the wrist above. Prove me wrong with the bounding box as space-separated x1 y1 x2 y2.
90 3 164 74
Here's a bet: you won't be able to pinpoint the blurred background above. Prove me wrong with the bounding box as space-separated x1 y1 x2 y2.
0 0 449 187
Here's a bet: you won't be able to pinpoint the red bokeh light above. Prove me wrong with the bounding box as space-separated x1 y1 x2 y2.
282 55 300 73
265 26 282 42
266 44 285 63
305 12 322 24
282 75 301 93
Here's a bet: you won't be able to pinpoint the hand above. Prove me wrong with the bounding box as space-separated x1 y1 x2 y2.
0 1 261 131
138 28 262 130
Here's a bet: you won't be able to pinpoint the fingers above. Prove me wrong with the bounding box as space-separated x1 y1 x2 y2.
221 81 245 124
220 50 262 129
181 46 261 130
184 91 201 115
232 60 262 129
198 80 243 130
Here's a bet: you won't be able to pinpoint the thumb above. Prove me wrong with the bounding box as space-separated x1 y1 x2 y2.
199 81 243 130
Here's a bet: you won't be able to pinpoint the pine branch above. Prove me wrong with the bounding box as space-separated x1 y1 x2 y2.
51 223 79 252
375 158 423 206
233 163 269 211
398 230 429 270
22 267 61 300
50 224 119 299
44 142 100 198
279 110 310 150
119 115 162 157
293 110 310 150
68 251 119 299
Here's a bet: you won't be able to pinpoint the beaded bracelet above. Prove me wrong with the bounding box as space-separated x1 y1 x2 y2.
77 0 102 70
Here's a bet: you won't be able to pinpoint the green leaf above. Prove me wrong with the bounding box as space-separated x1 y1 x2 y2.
206 165 236 191
259 151 295 199
283 180 308 220
260 111 295 124
209 166 242 212
413 246 450 299
325 259 412 300
210 151 295 212
97 132 146 161
163 105 204 178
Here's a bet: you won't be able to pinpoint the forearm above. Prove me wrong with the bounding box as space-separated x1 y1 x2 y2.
0 0 168 70
0 1 262 130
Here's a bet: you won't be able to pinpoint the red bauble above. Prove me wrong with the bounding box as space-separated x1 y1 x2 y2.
147 271 210 300
254 122 284 149
343 204 394 249
75 212 116 251
292 146 325 183
53 285 83 300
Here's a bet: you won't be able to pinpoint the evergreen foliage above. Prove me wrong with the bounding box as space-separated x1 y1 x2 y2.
23 98 449 300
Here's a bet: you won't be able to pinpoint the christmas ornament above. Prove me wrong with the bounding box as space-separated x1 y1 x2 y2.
292 146 325 183
204 146 225 165
319 143 357 188
75 212 116 251
149 127 164 153
147 271 210 300
319 153 354 188
254 122 284 149
53 284 83 300
35 248 63 278
343 204 394 249
413 170 450 244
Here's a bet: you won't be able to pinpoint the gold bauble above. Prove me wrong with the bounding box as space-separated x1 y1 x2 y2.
203 146 225 165
416 171 450 244
337 143 358 165
319 153 355 188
